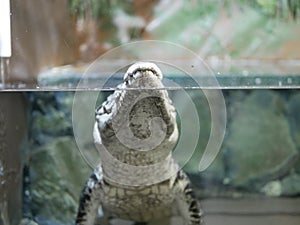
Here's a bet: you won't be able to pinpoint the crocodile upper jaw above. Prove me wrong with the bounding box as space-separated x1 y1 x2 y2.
94 62 178 168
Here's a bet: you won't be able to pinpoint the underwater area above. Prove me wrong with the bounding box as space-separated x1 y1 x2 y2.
1 0 300 225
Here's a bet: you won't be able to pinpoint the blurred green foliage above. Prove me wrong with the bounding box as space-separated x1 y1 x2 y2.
69 0 299 20
69 0 132 18
287 0 300 18
69 0 111 18
256 0 277 15
229 0 300 19
68 0 134 33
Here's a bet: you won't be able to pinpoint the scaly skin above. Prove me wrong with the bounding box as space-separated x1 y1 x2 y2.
75 62 204 225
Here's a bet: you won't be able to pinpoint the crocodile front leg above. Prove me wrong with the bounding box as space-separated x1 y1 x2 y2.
184 187 204 225
174 171 204 225
76 168 108 225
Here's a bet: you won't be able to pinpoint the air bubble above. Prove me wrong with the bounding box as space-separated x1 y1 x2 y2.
0 161 3 176
255 78 262 85
242 70 249 76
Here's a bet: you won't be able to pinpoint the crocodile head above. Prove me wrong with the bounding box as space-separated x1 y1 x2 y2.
94 62 178 175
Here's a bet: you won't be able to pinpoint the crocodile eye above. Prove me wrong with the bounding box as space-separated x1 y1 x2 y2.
123 72 133 83
148 69 161 78
103 106 108 114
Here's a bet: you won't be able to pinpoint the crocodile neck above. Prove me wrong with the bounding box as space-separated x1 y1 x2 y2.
94 62 179 186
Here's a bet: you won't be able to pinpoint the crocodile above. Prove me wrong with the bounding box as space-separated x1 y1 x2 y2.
75 62 204 225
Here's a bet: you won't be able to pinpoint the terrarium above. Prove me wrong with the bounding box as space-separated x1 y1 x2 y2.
1 1 300 225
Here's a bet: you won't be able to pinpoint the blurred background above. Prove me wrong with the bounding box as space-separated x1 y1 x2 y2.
1 1 300 225
3 0 300 84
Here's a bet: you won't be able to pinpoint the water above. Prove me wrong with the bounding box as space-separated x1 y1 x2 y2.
3 0 300 223
1 49 300 225
1 64 300 225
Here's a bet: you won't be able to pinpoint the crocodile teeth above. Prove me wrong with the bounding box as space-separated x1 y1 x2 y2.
124 62 163 85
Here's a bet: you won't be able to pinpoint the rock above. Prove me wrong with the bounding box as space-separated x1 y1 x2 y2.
172 90 225 182
72 91 103 168
281 173 300 196
261 180 282 197
295 156 300 175
225 90 297 188
20 218 39 225
287 92 300 149
262 173 300 197
30 137 91 225
29 92 73 147
27 91 106 224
